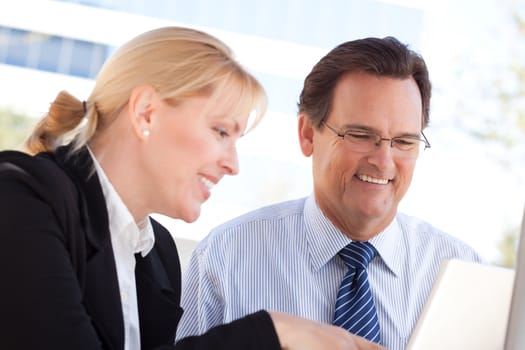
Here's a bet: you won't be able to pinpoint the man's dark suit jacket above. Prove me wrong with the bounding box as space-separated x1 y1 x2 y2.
0 145 279 350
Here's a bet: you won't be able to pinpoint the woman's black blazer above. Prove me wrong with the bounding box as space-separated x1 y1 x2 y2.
0 145 279 350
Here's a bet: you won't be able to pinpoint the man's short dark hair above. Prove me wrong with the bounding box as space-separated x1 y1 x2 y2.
298 36 431 129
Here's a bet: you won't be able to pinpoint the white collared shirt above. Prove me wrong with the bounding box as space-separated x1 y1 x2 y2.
89 149 155 350
177 194 484 350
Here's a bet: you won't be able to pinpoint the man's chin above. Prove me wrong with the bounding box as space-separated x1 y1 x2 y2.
357 203 396 221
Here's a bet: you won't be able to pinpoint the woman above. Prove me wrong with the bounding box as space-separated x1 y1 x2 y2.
0 26 383 350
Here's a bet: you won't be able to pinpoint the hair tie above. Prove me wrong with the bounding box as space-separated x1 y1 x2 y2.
82 100 87 114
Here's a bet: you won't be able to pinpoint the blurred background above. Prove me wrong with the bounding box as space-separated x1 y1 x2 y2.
0 0 523 268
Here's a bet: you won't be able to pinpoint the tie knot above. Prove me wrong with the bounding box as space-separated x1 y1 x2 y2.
338 241 377 269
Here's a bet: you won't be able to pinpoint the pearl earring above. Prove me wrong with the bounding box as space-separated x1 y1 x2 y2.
142 129 150 137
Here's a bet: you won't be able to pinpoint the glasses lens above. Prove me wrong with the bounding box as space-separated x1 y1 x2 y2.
392 138 427 158
330 122 429 158
392 137 422 151
344 132 377 152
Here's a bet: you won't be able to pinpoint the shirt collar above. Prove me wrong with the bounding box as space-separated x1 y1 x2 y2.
87 147 155 257
368 217 402 276
303 194 401 276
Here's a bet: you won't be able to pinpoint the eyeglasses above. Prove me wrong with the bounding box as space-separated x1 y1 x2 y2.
322 121 431 158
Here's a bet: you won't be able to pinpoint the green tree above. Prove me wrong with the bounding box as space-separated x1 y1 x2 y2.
495 226 520 268
491 1 525 267
453 1 525 165
452 0 525 267
0 109 36 151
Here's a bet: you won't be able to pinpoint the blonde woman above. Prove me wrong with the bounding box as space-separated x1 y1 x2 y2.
0 27 383 350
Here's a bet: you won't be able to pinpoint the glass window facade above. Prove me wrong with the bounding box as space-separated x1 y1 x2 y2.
0 26 109 78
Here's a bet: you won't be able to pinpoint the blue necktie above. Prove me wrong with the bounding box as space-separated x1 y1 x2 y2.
333 241 381 344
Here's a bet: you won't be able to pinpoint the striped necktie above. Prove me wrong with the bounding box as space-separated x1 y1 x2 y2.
333 241 381 344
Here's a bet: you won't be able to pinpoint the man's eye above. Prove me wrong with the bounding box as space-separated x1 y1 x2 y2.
394 138 416 146
346 132 374 140
214 127 229 138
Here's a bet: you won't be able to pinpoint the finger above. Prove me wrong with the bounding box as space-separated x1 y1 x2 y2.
353 336 386 350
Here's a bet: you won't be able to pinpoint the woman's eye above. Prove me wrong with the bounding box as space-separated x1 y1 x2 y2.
214 127 229 138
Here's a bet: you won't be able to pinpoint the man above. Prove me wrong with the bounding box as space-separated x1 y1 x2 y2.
176 37 484 350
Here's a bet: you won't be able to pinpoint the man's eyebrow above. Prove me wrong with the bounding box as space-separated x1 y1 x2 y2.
339 124 377 133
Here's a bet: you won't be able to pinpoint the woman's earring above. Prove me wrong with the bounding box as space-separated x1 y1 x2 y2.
142 129 151 137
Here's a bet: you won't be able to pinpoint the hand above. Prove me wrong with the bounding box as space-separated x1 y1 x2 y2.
269 311 385 350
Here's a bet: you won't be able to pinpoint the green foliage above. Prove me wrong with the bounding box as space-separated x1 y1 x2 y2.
495 226 519 268
453 1 525 164
0 109 37 151
488 2 524 268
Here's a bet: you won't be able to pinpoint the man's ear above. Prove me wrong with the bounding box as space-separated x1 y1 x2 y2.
298 114 314 157
128 84 157 140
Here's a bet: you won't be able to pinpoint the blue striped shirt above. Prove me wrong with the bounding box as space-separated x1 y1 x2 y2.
177 195 484 350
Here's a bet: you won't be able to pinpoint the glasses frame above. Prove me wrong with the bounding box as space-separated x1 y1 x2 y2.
321 121 431 153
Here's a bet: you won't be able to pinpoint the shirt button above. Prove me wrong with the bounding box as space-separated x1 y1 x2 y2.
121 292 128 302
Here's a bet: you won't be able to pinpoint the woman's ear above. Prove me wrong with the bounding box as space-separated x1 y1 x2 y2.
298 114 314 157
128 85 157 140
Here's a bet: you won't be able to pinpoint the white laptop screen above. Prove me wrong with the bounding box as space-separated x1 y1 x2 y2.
406 203 525 350
504 202 525 350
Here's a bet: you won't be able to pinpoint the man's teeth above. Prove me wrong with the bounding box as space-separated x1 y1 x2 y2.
358 174 389 185
200 177 214 190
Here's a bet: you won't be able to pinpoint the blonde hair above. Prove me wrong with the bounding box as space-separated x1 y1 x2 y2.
25 26 267 154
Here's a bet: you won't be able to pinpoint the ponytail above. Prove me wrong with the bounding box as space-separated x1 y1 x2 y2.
24 91 99 154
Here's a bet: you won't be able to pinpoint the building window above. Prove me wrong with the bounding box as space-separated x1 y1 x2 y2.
2 28 30 67
0 26 109 79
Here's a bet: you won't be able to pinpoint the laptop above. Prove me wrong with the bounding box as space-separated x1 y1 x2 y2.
406 202 525 350
503 202 525 350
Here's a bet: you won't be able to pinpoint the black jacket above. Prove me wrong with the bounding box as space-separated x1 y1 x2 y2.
0 145 279 350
